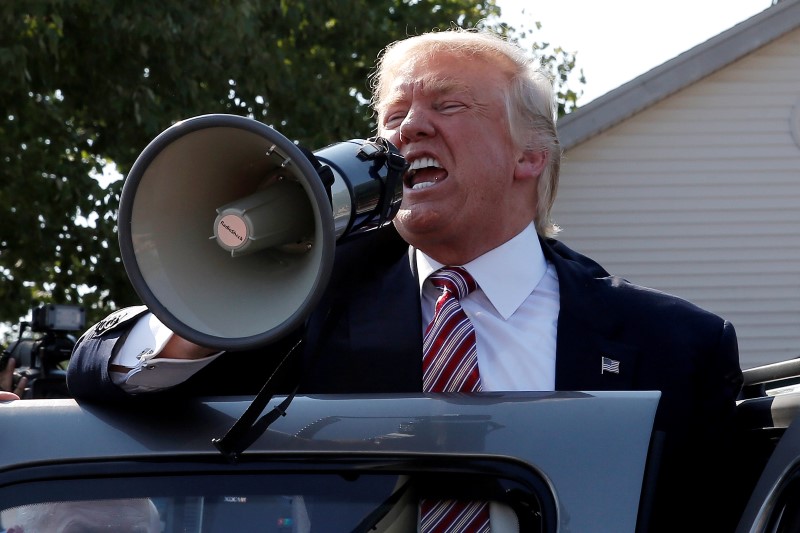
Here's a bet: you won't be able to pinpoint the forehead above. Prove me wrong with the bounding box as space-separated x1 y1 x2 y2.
379 52 508 106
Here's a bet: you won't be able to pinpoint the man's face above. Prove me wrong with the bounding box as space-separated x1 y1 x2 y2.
378 52 536 264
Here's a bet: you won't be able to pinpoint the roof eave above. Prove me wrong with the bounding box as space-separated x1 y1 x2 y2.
557 0 800 151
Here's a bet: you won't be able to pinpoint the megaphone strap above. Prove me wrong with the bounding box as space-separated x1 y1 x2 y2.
211 336 303 461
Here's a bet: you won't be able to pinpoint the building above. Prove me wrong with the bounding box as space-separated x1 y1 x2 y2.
554 0 800 368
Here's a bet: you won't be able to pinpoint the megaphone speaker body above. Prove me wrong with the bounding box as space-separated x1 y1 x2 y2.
120 115 336 350
314 139 404 240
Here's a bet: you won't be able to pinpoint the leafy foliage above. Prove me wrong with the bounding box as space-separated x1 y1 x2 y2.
0 0 581 333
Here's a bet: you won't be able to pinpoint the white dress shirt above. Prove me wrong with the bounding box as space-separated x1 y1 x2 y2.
417 222 559 391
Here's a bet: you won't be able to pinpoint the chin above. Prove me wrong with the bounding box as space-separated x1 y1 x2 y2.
395 211 450 250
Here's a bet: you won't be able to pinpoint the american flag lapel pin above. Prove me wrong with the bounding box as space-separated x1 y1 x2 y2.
601 356 620 374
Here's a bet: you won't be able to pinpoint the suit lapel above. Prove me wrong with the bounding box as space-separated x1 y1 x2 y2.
305 239 422 392
543 239 639 391
346 247 423 391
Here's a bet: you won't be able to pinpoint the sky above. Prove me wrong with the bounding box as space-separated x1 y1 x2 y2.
495 0 774 105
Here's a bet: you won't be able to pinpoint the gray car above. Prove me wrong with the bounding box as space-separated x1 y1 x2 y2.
1 358 798 532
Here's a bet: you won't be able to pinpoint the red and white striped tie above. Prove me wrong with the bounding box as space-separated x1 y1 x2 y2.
420 267 490 533
422 267 481 392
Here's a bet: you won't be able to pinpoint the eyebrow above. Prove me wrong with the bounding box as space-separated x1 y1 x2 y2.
380 76 472 113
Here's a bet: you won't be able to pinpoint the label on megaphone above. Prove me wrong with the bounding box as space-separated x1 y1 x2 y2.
212 179 314 257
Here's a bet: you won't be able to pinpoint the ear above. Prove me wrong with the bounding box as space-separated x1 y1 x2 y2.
513 149 547 181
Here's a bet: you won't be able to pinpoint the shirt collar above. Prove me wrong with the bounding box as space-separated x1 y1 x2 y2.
416 222 548 319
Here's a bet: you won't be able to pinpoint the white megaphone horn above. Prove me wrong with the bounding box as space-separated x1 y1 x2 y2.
118 114 407 351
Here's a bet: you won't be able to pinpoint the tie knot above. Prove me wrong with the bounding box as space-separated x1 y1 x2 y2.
429 266 477 300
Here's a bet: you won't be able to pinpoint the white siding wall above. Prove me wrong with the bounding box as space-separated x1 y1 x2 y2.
553 29 800 369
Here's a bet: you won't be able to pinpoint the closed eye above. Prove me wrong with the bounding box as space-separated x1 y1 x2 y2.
381 102 409 129
436 101 468 114
383 112 407 129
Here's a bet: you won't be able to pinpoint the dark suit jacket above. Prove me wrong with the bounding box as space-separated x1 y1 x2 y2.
67 226 744 531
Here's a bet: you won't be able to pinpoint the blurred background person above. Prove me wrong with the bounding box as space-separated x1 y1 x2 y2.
2 498 160 533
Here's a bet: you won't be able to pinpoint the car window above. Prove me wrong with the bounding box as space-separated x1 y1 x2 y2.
0 463 555 532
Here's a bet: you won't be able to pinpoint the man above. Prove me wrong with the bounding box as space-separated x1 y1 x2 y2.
67 29 743 531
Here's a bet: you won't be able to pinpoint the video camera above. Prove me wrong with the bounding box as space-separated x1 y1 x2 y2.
0 304 86 399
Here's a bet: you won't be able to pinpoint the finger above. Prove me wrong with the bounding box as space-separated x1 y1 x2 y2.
14 376 28 397
0 358 17 391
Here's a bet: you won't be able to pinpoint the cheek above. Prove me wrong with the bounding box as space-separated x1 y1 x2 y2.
465 169 512 209
387 132 401 147
378 126 400 146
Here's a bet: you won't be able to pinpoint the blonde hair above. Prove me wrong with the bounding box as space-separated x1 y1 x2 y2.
370 28 562 237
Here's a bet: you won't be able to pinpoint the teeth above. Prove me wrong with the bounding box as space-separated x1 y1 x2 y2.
405 157 443 189
408 157 441 171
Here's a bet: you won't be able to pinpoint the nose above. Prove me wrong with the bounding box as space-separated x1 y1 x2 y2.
396 107 435 147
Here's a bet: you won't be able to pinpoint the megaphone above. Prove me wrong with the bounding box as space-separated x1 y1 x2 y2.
118 114 406 351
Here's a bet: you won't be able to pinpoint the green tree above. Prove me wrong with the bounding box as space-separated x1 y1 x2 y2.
0 0 581 333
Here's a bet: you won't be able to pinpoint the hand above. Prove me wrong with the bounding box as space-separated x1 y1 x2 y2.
158 334 218 360
0 356 28 400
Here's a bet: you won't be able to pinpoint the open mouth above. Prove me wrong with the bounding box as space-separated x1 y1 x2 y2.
405 157 446 190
